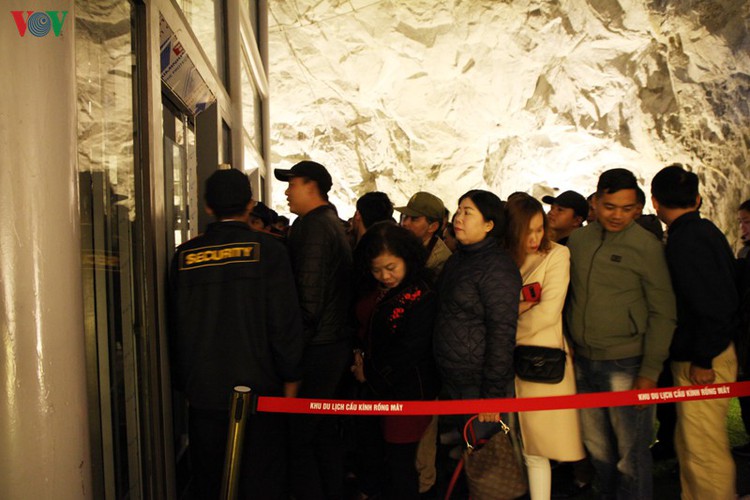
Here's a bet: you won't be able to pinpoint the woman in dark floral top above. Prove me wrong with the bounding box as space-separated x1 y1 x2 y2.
351 222 440 499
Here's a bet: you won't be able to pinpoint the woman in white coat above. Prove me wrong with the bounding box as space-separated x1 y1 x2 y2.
505 195 585 500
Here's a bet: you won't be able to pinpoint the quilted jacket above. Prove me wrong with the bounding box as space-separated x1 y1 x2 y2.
433 237 521 398
287 204 354 345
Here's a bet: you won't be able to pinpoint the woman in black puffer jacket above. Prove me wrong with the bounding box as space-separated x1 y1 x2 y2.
434 190 522 425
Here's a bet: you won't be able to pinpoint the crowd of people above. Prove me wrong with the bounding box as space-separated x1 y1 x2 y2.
168 160 750 500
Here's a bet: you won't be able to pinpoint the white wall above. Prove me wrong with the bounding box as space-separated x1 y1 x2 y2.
0 2 92 498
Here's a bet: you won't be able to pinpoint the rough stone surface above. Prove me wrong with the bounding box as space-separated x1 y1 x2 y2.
269 0 750 243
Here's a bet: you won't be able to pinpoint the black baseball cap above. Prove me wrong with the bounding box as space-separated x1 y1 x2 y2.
274 160 333 195
542 190 589 220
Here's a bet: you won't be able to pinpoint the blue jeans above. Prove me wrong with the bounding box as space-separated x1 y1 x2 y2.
575 356 655 500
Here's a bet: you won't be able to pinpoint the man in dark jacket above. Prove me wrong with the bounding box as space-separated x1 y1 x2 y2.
542 189 589 245
275 160 354 499
739 199 750 259
736 199 750 456
651 164 740 499
395 190 452 495
351 191 395 245
169 168 303 499
397 191 452 277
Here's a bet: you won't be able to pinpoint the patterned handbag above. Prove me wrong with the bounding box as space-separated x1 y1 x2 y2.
461 415 528 499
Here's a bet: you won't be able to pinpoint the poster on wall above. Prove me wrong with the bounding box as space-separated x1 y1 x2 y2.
159 14 216 116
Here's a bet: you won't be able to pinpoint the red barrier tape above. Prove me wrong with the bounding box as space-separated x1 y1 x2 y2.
256 381 750 416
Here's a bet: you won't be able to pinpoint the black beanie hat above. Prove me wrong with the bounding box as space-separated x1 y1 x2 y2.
205 168 253 216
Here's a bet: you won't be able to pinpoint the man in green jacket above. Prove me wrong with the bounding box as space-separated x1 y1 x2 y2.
566 168 676 500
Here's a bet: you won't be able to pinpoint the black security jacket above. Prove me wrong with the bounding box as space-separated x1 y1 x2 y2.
168 221 304 410
666 211 741 368
286 205 354 345
433 237 522 398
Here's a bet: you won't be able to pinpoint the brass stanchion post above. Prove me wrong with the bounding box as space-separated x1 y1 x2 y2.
220 386 252 500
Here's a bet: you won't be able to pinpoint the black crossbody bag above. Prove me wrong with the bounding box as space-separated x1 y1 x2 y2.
513 343 566 384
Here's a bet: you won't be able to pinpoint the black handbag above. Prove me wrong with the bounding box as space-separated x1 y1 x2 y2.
513 344 566 384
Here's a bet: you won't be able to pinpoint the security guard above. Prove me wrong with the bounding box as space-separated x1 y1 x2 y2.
168 168 303 499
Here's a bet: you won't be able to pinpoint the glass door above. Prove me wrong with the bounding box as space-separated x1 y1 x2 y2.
76 1 144 498
163 97 197 251
162 96 198 497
